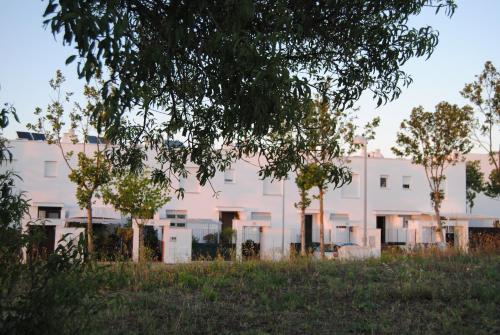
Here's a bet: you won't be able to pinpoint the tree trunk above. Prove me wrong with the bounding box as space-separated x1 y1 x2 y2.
300 199 306 256
434 205 446 245
319 187 325 258
86 201 94 258
138 221 144 262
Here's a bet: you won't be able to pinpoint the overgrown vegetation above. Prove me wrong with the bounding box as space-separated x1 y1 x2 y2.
1 100 101 335
86 252 499 335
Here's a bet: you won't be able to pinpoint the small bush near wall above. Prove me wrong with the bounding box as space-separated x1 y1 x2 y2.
469 228 500 252
143 226 162 261
66 223 133 261
192 242 219 260
1 234 103 335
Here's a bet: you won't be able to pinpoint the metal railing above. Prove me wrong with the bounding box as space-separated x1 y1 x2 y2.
385 228 416 244
191 227 220 244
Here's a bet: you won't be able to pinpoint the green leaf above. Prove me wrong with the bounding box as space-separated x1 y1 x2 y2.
65 55 77 65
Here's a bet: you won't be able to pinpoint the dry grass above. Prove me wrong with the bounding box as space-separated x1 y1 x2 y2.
87 251 500 335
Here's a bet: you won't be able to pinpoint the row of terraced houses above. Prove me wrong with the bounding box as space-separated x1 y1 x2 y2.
3 131 499 262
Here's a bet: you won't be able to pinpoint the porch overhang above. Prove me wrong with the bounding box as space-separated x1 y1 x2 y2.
33 202 65 208
216 206 245 212
373 210 422 216
422 212 499 221
65 217 124 225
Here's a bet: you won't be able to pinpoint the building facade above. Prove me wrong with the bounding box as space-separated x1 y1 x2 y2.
3 134 484 261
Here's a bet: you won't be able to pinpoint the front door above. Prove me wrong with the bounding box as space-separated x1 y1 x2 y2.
305 214 313 250
376 216 386 244
220 211 239 245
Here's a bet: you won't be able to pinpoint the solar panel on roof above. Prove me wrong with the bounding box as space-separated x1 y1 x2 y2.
16 131 33 140
31 133 46 141
86 135 98 144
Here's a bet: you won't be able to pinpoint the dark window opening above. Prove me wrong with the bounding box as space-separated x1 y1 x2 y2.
38 207 62 219
380 176 387 188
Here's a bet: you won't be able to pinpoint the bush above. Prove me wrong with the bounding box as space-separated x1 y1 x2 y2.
1 236 102 335
0 108 101 334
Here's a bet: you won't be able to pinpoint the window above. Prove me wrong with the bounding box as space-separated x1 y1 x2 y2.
400 215 410 229
402 176 411 189
380 175 388 188
166 210 187 227
179 167 200 193
224 169 235 183
38 207 61 219
263 178 282 196
341 173 360 198
251 212 271 221
44 161 57 177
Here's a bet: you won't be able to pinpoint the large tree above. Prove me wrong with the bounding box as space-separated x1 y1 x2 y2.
461 61 500 198
28 71 111 257
392 102 474 244
42 0 456 187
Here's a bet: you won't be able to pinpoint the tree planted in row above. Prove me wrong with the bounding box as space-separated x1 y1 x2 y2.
461 61 499 198
28 71 111 257
293 95 378 257
103 172 170 262
392 102 474 244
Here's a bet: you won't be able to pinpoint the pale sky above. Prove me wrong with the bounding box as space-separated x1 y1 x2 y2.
0 0 499 156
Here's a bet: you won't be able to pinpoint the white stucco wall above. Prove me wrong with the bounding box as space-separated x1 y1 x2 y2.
2 138 475 256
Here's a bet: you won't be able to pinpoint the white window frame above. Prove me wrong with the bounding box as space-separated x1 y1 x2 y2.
179 167 200 193
44 161 58 178
380 175 388 189
402 176 412 190
250 212 271 221
165 210 188 227
262 178 282 196
224 168 235 184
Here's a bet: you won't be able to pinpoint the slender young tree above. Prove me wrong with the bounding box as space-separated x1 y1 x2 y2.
290 95 378 258
28 71 111 257
392 102 474 244
307 98 378 257
294 165 314 256
466 160 484 213
461 61 500 198
103 172 170 261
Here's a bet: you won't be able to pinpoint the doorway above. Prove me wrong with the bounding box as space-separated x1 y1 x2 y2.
219 211 239 247
376 216 386 244
305 214 313 250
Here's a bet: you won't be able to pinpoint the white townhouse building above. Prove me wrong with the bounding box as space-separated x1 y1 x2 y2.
3 132 486 262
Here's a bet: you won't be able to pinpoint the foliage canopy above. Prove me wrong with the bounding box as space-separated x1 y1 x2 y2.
392 102 473 240
42 0 456 186
461 61 500 198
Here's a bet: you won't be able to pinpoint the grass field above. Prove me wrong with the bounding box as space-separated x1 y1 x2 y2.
89 253 500 334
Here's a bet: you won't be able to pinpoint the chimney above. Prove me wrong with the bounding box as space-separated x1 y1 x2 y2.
368 149 384 158
61 129 78 143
